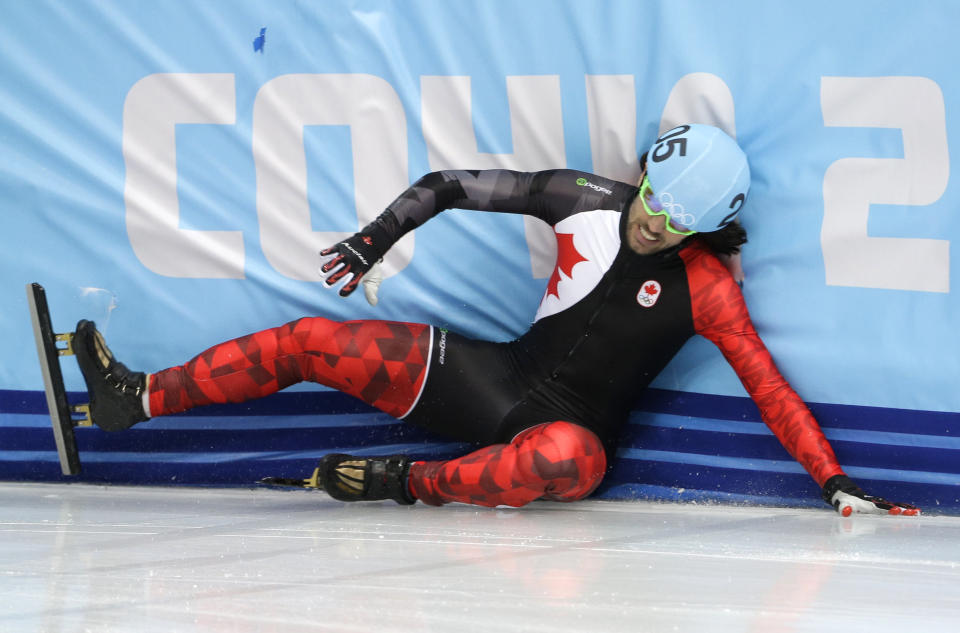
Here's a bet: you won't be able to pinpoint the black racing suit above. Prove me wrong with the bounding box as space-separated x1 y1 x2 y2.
370 170 842 487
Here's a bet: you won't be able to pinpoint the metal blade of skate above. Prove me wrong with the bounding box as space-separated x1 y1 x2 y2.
259 467 321 489
26 282 83 475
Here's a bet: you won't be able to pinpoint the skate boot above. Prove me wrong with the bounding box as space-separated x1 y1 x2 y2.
73 320 149 431
318 454 416 505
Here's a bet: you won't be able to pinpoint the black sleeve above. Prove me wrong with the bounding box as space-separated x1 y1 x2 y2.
366 169 633 244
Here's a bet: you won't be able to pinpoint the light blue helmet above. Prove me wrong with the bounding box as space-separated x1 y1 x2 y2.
644 124 751 233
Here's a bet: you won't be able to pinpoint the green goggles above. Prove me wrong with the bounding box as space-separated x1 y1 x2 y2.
639 176 697 236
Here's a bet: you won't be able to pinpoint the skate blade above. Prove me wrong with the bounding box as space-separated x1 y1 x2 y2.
27 282 90 475
260 468 321 489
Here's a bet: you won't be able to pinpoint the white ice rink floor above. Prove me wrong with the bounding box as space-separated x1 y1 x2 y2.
2 483 959 633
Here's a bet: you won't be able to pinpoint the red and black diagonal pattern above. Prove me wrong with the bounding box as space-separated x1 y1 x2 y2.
680 241 844 486
408 421 607 507
149 317 430 419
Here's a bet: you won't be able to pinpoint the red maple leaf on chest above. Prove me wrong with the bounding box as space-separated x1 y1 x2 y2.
644 283 659 296
546 232 588 299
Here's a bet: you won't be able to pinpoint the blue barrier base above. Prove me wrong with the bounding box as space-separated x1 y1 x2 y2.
2 388 958 514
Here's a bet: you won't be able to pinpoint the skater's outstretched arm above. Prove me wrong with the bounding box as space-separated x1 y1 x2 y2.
680 243 920 517
318 169 633 299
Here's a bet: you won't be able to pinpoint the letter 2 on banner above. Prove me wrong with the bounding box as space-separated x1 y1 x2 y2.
821 76 949 293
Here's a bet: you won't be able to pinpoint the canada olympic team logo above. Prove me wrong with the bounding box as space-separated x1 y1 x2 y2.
637 280 662 308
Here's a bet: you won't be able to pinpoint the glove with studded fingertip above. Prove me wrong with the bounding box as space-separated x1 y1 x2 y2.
319 222 392 301
821 474 920 517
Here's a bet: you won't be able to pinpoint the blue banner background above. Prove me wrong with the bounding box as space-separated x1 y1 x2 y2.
1 1 958 511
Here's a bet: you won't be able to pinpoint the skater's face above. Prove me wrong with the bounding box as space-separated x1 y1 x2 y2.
625 174 690 255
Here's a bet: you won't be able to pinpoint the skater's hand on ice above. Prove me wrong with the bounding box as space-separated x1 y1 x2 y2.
319 227 390 301
821 474 920 517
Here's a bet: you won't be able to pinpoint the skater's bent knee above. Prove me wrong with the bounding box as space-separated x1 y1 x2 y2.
517 421 605 461
514 421 607 501
540 421 605 457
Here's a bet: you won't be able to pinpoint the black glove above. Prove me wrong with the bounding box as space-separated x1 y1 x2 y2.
821 474 920 516
319 222 392 298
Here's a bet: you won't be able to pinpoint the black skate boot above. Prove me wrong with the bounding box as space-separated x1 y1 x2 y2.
73 320 149 431
318 454 416 505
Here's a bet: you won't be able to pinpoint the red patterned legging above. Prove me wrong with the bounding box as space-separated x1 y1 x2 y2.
409 421 607 507
148 317 607 507
149 317 431 419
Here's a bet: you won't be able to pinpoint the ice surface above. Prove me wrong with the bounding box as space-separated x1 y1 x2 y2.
1 483 958 632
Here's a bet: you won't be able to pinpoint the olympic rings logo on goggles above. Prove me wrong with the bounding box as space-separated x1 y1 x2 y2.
639 176 697 236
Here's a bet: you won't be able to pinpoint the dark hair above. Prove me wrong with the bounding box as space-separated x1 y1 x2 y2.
694 221 747 255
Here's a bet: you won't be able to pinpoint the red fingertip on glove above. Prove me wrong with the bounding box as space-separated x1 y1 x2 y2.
321 255 343 273
842 506 852 517
341 276 361 296
326 264 351 285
